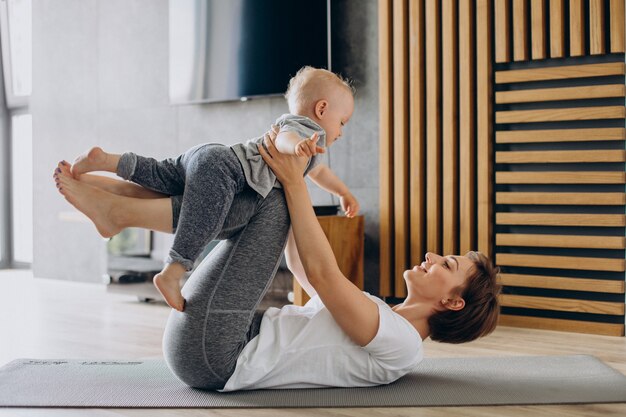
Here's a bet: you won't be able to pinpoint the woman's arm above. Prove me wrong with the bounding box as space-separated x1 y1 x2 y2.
285 228 317 298
258 135 379 347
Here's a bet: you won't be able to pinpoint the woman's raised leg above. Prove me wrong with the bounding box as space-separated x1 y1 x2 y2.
162 189 290 390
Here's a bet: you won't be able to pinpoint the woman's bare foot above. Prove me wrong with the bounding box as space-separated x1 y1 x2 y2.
53 164 124 238
70 147 120 178
153 263 186 311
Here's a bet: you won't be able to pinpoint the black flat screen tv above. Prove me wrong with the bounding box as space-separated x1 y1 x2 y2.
169 0 330 104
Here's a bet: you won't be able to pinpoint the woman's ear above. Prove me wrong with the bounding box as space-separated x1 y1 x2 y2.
314 100 328 119
441 297 465 311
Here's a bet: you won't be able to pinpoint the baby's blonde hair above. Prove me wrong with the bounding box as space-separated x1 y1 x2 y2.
284 66 354 115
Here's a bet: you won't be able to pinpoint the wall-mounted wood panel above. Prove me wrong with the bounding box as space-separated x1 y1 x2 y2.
549 0 565 58
495 62 625 83
378 0 393 297
570 0 585 56
393 0 410 298
477 0 493 256
380 0 626 336
496 128 626 143
380 0 485 298
495 57 626 337
531 0 546 60
426 0 442 255
459 0 476 255
495 0 511 63
590 0 606 55
610 0 625 52
513 0 529 61
442 0 458 256
409 0 426 290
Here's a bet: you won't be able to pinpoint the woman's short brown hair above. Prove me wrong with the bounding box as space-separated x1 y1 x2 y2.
428 251 501 344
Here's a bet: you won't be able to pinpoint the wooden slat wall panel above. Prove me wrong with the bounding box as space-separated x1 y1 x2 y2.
610 0 625 52
495 150 626 163
459 0 475 255
590 0 606 55
513 0 528 61
442 0 458 256
500 315 624 336
494 56 626 336
382 0 484 298
378 0 393 297
496 233 625 249
426 0 442 255
501 294 625 315
495 62 625 83
380 0 626 336
409 0 425 291
496 85 626 104
496 128 626 143
570 0 585 56
495 106 625 123
496 213 626 227
549 0 565 58
489 0 626 61
477 0 493 257
531 0 546 60
500 273 625 293
496 192 626 205
393 0 410 298
496 171 626 184
495 0 510 63
496 254 625 272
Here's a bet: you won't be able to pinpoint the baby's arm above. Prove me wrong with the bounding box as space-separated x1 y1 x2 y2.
307 164 360 218
275 129 324 157
285 227 318 298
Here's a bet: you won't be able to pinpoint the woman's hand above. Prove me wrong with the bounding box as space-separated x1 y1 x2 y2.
258 130 314 187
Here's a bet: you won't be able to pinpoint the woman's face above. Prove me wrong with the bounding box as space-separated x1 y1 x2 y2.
403 252 474 310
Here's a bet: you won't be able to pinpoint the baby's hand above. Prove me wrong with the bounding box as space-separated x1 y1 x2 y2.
294 133 325 157
340 192 360 218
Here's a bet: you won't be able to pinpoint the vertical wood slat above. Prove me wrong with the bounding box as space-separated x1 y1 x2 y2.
459 0 475 255
393 0 409 298
495 0 511 63
409 0 425 273
513 0 529 61
549 0 565 58
477 0 493 257
610 0 625 53
426 0 442 255
443 1 458 256
569 0 585 56
531 0 546 60
378 0 393 297
590 0 606 55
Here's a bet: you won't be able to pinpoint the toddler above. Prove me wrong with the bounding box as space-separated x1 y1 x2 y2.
64 66 359 311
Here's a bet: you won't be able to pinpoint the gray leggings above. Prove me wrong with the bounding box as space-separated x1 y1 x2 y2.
117 144 250 271
117 146 290 389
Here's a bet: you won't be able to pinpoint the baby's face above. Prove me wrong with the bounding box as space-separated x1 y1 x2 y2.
317 89 354 147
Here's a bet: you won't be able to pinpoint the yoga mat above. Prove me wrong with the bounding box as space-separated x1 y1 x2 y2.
1 355 625 408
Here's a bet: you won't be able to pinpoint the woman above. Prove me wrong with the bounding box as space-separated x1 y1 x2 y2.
53 129 500 391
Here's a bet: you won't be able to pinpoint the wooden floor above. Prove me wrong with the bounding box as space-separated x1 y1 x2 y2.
0 269 625 416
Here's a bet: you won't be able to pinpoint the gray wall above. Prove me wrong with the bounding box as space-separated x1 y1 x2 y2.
32 0 380 293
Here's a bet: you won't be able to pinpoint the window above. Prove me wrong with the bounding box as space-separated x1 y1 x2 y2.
11 113 32 263
0 0 32 267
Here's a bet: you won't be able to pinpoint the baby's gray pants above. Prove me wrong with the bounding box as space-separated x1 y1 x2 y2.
117 146 290 389
117 144 249 271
